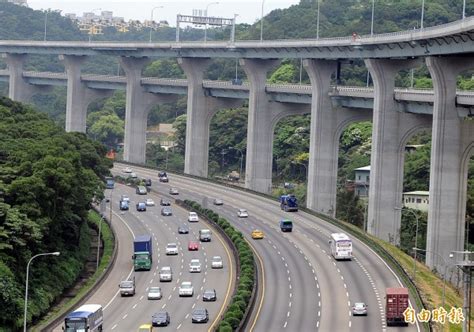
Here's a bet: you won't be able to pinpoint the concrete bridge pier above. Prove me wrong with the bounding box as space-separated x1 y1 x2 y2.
425 56 474 271
365 58 430 244
60 55 112 133
304 59 371 216
120 56 165 164
4 53 51 102
178 57 215 177
240 58 280 194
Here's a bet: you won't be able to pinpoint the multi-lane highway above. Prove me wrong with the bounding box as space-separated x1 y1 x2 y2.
117 163 420 332
53 181 235 331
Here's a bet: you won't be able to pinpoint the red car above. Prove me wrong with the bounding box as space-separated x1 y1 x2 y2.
188 241 199 251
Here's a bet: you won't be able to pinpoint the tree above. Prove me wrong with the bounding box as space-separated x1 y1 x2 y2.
88 113 124 149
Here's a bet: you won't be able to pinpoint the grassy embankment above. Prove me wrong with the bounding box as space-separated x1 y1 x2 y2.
33 210 114 330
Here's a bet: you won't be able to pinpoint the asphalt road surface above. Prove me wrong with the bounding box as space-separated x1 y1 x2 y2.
53 181 235 331
116 163 420 332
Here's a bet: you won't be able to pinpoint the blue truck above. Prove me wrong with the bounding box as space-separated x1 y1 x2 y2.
133 235 153 271
280 194 298 212
64 304 103 331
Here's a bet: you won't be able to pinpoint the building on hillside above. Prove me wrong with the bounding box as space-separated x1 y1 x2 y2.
354 165 370 196
7 0 27 5
146 124 176 150
402 191 429 212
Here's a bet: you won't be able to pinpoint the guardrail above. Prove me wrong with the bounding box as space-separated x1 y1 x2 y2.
38 207 118 332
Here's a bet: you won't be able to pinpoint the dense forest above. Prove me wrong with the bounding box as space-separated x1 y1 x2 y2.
0 1 472 328
0 97 110 329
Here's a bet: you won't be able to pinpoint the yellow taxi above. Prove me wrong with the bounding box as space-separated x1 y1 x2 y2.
138 324 153 332
251 229 264 239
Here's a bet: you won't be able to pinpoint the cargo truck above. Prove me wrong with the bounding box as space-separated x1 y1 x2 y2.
385 287 409 326
133 235 153 271
280 194 298 212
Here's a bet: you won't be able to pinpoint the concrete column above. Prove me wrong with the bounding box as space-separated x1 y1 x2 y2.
177 58 212 177
365 58 429 244
240 58 279 193
4 53 49 102
304 59 338 216
61 55 112 133
425 56 474 270
120 56 157 164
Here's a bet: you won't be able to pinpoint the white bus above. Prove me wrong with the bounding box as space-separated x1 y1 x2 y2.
329 233 352 260
64 304 103 331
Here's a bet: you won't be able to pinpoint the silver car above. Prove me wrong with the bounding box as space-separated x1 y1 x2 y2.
352 302 368 316
166 243 178 255
159 266 173 282
148 286 162 300
178 281 194 297
189 259 202 273
211 256 223 269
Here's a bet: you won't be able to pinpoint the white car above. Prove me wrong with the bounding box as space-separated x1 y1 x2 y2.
211 256 223 269
123 167 132 173
179 281 194 297
130 172 138 178
120 195 130 202
166 243 178 255
189 259 202 273
145 198 155 206
237 209 249 218
147 286 162 300
188 212 199 222
159 266 173 282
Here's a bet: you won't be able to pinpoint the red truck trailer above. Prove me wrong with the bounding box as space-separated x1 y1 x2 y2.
386 287 409 326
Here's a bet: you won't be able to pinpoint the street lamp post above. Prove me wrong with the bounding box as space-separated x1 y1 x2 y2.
421 0 425 29
395 207 419 282
43 10 48 41
260 0 265 42
23 252 60 331
149 6 163 43
204 2 219 42
370 0 375 36
413 248 450 310
88 8 102 43
316 0 320 39
462 0 466 19
230 14 238 44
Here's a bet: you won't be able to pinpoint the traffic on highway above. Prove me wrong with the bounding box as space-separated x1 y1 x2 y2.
59 163 420 331
56 168 235 331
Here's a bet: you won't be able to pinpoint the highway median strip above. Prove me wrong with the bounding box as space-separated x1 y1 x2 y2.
179 199 258 332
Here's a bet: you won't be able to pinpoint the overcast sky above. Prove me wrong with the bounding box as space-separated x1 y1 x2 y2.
27 0 301 26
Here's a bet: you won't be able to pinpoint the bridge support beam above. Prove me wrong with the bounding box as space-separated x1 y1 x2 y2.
61 55 112 133
121 56 165 164
303 59 339 216
240 58 280 193
425 57 474 271
304 60 372 216
178 58 213 177
4 53 51 103
365 58 429 244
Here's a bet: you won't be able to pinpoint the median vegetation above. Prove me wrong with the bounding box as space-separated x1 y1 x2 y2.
183 200 256 331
